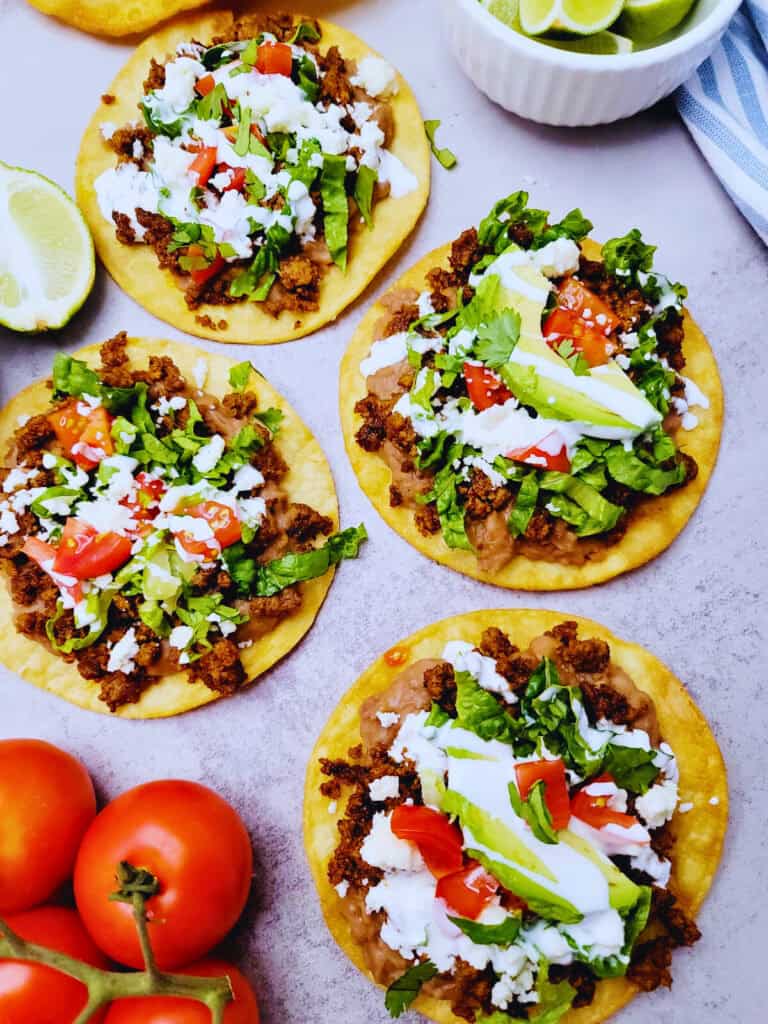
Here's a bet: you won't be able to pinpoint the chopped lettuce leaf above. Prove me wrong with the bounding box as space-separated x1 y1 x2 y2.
601 229 656 284
229 361 253 391
320 154 349 270
252 524 367 597
51 354 102 398
424 119 457 170
354 165 377 228
508 778 559 844
507 471 538 537
602 744 660 794
447 913 521 946
385 960 438 1018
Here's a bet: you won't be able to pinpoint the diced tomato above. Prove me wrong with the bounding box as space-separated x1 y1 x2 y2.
384 645 409 667
186 245 226 287
188 146 218 187
557 278 621 334
571 775 643 832
53 519 132 580
120 472 166 522
507 430 571 473
48 401 112 470
436 862 499 920
175 501 241 560
256 42 293 77
22 537 82 604
543 307 616 368
76 407 113 465
195 73 216 97
390 805 464 880
463 363 513 412
515 759 571 831
216 163 246 193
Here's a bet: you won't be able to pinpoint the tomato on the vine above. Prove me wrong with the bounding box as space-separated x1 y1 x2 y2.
74 780 253 970
0 739 96 913
0 906 108 1023
104 959 260 1024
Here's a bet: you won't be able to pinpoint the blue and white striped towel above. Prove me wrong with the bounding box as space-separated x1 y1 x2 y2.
677 0 768 245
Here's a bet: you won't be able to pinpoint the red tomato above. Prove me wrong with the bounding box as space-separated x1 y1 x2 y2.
217 164 247 193
390 805 463 879
120 472 166 522
48 401 112 470
543 308 616 368
187 247 226 286
175 502 241 559
188 146 218 187
0 740 96 913
77 407 114 463
22 536 83 603
53 519 132 580
436 862 498 920
195 73 216 96
463 362 513 411
557 278 621 333
256 42 293 77
571 775 641 831
104 959 259 1024
74 780 253 970
506 430 571 473
0 907 108 1024
515 759 571 831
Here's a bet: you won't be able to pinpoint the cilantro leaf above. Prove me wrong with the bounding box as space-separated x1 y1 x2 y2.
384 961 438 1018
448 913 521 946
473 308 521 368
552 338 591 376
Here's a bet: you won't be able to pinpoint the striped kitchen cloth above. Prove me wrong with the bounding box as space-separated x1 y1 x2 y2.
677 0 768 245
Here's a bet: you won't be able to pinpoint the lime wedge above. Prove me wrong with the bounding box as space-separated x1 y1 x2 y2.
520 0 624 35
541 29 634 52
485 0 521 29
0 161 95 333
617 0 696 42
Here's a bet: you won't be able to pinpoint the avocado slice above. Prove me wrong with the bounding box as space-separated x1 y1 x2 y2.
467 846 583 925
480 264 661 435
559 830 642 914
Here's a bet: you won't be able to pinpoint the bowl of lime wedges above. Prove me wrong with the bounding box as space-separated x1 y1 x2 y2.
443 0 740 125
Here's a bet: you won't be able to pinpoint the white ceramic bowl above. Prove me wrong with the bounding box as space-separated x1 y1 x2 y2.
442 0 741 125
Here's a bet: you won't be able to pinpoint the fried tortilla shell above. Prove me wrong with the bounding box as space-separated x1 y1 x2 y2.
26 0 211 38
340 239 723 590
75 7 431 344
304 608 728 1024
0 337 339 718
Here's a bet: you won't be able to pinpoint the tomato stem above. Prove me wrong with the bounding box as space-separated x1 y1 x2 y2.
0 862 234 1022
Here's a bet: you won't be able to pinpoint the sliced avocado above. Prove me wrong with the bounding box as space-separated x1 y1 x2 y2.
419 768 446 809
560 830 641 914
468 847 583 924
441 789 557 881
483 264 661 434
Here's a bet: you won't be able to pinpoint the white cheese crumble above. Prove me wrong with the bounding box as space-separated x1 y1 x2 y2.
635 778 679 829
107 628 139 675
376 710 400 728
360 812 425 872
350 56 399 97
191 434 226 475
368 776 400 803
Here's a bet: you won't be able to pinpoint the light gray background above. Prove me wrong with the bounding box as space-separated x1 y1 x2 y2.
1 0 766 1020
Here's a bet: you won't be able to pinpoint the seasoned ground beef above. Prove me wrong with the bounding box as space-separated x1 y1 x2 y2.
188 638 246 695
423 661 456 714
113 212 137 246
285 503 333 544
414 503 441 536
354 394 389 453
459 469 510 520
478 627 538 691
143 58 166 94
107 125 153 166
319 45 353 106
277 253 322 304
449 227 484 281
13 414 55 457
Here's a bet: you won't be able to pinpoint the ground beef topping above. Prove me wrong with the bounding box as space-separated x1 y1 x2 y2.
321 621 694 1020
0 339 365 712
353 194 704 575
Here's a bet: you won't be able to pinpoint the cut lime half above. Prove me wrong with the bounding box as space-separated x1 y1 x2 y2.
484 0 522 29
617 0 696 43
0 162 95 333
520 0 624 35
541 29 634 52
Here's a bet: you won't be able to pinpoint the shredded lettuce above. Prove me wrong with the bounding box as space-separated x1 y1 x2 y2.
447 913 521 946
423 119 457 170
601 229 656 284
508 778 559 845
354 165 377 228
320 154 349 270
229 361 253 391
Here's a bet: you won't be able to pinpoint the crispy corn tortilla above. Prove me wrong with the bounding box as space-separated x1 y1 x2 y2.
26 0 211 38
75 7 431 345
304 608 728 1024
0 337 339 719
340 238 723 590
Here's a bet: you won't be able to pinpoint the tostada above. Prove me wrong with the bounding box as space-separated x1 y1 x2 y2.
0 336 365 717
341 192 722 589
76 8 430 344
305 610 727 1023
